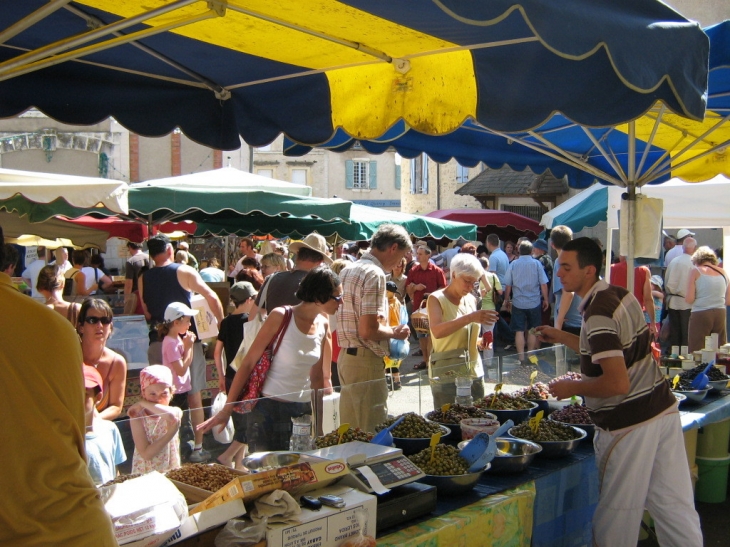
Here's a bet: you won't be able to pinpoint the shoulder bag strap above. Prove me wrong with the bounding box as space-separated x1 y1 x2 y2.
258 272 275 310
270 306 293 357
706 264 729 287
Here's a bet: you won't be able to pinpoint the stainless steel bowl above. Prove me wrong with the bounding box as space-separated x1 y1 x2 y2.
708 379 729 392
547 414 595 441
479 401 538 425
393 425 451 456
508 425 587 459
674 392 687 405
672 388 710 403
243 451 303 471
419 464 489 495
458 438 542 474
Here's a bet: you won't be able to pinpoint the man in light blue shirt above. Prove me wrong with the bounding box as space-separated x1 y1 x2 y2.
485 233 514 348
486 234 509 285
504 241 548 361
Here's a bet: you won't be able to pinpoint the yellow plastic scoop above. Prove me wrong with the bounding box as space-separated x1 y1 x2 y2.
529 370 538 387
337 423 350 444
429 431 441 464
441 403 451 413
672 375 681 390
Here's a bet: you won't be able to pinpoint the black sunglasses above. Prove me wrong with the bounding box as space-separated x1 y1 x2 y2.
84 316 113 325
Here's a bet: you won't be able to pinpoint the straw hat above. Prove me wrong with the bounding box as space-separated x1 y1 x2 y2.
289 233 333 264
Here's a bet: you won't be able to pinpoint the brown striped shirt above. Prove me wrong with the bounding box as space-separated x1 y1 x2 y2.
578 280 675 431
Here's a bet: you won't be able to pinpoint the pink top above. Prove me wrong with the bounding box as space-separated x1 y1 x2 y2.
162 335 191 393
131 409 182 474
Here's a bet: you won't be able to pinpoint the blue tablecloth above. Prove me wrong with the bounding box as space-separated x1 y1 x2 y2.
680 391 730 431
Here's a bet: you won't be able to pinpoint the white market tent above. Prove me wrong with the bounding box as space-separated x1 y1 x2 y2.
541 175 730 267
131 166 312 197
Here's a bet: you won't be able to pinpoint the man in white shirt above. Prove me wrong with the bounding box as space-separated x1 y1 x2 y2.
21 246 46 298
229 237 263 280
52 247 72 275
664 229 694 267
664 237 697 352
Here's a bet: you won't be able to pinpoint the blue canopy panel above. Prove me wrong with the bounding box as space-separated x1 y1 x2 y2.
549 187 609 232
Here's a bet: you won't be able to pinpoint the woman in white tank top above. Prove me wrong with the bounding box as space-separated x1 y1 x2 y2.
685 246 730 352
200 266 342 451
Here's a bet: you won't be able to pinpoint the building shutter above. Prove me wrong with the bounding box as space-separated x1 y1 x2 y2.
369 160 377 189
345 160 354 189
395 164 401 189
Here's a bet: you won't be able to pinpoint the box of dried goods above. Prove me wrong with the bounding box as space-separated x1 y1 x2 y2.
163 498 246 545
166 463 247 504
192 458 349 513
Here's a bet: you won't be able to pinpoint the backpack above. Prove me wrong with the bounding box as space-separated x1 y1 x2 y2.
63 270 79 297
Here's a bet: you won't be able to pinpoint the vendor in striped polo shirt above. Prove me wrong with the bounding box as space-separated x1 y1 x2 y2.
535 237 701 547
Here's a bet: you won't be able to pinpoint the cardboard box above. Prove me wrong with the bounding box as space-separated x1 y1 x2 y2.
169 464 249 504
191 293 219 339
192 459 349 514
265 485 377 547
101 472 188 547
163 498 246 546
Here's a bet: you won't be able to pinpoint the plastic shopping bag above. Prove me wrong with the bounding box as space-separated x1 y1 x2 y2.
212 392 234 444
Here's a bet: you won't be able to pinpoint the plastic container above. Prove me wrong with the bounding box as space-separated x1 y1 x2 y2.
697 417 730 459
695 455 730 503
460 418 500 440
684 428 698 468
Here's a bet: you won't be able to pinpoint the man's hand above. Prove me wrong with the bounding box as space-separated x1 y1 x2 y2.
542 299 549 311
392 324 410 340
548 379 579 400
533 325 563 344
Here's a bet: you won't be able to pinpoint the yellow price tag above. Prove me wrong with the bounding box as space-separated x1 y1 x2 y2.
491 383 503 406
672 375 680 389
429 431 441 464
528 355 539 365
337 423 350 444
529 370 538 387
529 410 544 434
441 403 451 413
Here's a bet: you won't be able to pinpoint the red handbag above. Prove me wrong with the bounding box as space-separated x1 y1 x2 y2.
234 306 293 414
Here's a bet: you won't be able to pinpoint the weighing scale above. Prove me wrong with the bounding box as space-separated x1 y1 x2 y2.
307 441 436 532
307 441 424 494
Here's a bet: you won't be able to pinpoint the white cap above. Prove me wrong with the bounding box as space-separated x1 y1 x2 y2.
676 229 695 239
164 301 199 322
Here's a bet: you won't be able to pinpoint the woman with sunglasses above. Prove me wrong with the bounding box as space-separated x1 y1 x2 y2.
199 266 341 451
78 298 128 420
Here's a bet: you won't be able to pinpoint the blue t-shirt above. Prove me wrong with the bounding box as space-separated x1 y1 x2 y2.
553 264 583 328
85 418 126 486
488 248 510 285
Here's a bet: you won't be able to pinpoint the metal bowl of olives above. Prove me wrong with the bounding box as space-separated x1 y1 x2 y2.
708 379 729 392
547 404 595 441
671 388 709 403
419 465 489 495
393 425 452 456
508 422 587 459
459 438 542 474
479 401 538 425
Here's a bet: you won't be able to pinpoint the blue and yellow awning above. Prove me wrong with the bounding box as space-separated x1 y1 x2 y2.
0 0 709 151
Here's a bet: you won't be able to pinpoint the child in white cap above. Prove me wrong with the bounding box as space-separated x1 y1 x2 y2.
129 365 182 474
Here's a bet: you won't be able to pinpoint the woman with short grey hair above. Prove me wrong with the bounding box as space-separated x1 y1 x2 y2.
426 253 499 407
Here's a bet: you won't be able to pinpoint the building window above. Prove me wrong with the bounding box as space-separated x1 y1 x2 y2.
291 168 308 185
410 154 429 194
257 143 272 152
346 159 377 190
501 204 547 222
456 164 469 183
257 168 273 178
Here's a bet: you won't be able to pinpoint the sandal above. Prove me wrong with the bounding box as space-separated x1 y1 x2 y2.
413 361 427 370
393 381 402 391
